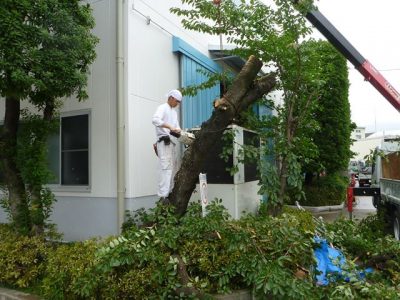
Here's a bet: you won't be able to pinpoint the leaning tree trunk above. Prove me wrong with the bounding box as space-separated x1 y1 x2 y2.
169 56 276 216
1 96 30 234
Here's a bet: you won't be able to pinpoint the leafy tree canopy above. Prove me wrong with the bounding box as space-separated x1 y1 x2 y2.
0 0 98 106
307 41 354 174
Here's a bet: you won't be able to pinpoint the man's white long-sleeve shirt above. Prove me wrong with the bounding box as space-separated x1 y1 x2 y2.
152 103 181 138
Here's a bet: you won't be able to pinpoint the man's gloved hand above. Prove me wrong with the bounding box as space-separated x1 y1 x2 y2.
170 131 181 138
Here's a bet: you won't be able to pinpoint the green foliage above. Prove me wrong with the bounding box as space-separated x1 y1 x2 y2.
182 69 233 98
19 111 59 234
41 240 99 300
172 0 335 215
0 224 48 288
2 202 400 298
0 190 31 236
258 160 280 201
0 111 61 236
75 201 318 298
282 206 316 232
17 111 58 188
0 0 98 102
172 1 355 216
100 267 159 300
324 216 400 296
326 214 393 261
301 40 354 176
291 173 348 206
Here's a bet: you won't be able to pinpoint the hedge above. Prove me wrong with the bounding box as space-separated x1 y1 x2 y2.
0 201 399 299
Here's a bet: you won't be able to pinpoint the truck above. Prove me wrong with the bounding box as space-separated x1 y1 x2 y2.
371 140 400 240
348 160 372 187
294 2 400 239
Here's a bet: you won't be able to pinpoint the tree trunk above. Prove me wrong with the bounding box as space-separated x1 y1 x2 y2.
1 96 30 234
271 100 296 216
169 56 276 216
30 185 44 236
275 158 287 216
31 102 55 236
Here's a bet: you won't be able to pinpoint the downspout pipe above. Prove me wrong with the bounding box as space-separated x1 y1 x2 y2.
117 0 125 233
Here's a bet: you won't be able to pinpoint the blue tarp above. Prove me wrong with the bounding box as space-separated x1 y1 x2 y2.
314 237 373 286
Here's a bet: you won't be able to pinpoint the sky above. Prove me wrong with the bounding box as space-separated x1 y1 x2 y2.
311 0 400 133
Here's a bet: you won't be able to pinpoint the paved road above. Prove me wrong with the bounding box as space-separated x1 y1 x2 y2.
313 196 376 223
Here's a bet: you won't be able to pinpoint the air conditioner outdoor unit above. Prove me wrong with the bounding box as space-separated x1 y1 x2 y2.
188 125 262 218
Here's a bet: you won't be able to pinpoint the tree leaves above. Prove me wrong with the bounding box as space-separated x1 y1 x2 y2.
0 0 98 104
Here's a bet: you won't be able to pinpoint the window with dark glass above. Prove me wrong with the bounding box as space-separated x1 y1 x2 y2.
46 114 89 186
0 114 89 187
61 115 89 185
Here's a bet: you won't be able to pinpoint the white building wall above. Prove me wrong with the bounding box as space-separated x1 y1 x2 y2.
0 0 250 239
49 0 119 240
351 127 366 141
125 7 180 199
54 0 117 199
0 0 119 240
0 0 118 199
351 138 383 161
190 181 260 219
125 0 220 200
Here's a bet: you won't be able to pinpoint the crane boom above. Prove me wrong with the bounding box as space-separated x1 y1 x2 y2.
303 8 400 112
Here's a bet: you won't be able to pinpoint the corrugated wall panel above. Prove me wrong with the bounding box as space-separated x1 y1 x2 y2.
181 55 220 129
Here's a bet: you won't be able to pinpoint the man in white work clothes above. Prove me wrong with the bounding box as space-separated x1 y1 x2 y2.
152 89 182 202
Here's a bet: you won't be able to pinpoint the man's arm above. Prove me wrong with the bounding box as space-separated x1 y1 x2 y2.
152 106 180 133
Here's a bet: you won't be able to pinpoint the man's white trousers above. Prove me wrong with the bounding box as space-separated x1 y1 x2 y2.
157 141 177 198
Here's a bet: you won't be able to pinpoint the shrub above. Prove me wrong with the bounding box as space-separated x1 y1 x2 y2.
282 206 316 233
43 202 318 298
294 173 347 206
325 215 400 288
2 201 400 299
41 239 99 299
100 265 159 299
0 224 48 288
105 201 318 298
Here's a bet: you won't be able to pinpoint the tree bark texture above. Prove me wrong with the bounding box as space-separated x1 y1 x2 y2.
1 96 30 234
169 56 276 216
172 254 207 299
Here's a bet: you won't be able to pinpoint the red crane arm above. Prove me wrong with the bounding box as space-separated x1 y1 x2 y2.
358 61 400 112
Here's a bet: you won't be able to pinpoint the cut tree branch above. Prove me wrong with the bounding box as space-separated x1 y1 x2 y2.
172 254 207 299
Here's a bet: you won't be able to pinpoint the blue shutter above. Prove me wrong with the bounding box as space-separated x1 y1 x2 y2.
181 56 220 129
172 37 221 129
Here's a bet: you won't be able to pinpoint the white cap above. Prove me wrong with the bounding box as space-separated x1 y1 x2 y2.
167 89 183 102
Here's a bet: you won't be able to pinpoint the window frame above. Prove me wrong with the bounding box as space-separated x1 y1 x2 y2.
47 110 91 192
